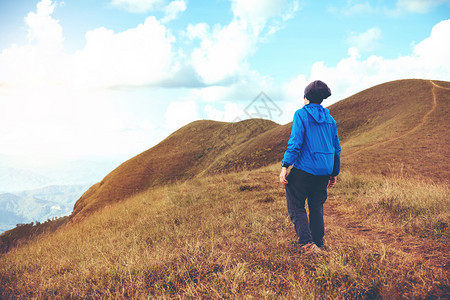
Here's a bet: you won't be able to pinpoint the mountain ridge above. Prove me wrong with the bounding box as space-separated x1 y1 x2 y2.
67 78 449 222
71 119 286 222
330 79 449 179
0 79 448 298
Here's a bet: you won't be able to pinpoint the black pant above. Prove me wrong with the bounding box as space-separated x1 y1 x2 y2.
285 168 329 247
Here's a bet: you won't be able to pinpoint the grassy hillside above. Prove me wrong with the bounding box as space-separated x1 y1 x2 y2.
71 119 284 222
0 217 68 254
1 79 449 298
330 79 449 180
71 79 449 223
0 165 448 298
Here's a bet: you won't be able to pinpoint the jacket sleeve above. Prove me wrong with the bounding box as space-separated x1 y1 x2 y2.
282 111 304 167
331 125 341 176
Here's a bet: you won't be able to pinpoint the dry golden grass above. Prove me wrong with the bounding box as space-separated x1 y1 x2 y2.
72 79 449 223
1 79 448 298
1 164 448 299
0 217 69 254
331 79 450 182
71 119 284 222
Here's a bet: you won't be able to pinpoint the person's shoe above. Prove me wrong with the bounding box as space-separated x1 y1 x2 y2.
301 242 322 255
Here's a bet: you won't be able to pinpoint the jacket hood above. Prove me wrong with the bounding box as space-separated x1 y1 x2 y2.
304 104 330 124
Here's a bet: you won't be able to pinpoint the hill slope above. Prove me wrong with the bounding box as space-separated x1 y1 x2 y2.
71 79 449 222
1 165 448 298
71 119 289 222
1 79 448 298
330 79 449 180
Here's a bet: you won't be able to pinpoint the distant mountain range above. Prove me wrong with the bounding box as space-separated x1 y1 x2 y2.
0 184 92 233
0 158 122 233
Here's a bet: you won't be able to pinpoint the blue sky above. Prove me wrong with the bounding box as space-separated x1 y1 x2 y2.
0 0 449 164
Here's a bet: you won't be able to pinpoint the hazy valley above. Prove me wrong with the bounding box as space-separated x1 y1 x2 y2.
0 184 92 233
0 157 122 233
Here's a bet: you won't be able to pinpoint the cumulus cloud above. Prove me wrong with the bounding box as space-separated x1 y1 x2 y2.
283 19 450 112
1 0 293 90
0 0 66 88
412 19 450 70
161 0 187 23
0 0 299 158
25 0 63 49
189 20 255 85
188 0 299 85
0 0 178 90
347 27 381 52
70 16 176 89
0 0 179 158
169 18 450 128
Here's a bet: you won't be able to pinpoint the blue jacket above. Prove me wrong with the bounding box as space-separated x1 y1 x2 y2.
282 103 341 176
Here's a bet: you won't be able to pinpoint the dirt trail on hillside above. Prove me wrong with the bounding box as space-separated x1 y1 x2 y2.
430 81 450 90
323 197 449 296
324 199 448 267
346 80 441 157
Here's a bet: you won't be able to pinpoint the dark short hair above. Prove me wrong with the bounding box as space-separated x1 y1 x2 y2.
304 80 331 104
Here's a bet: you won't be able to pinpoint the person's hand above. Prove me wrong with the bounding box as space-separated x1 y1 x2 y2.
280 167 288 185
327 176 336 188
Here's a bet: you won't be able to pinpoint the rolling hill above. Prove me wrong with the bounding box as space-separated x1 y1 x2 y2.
70 79 449 223
70 119 288 222
1 79 448 299
330 79 449 180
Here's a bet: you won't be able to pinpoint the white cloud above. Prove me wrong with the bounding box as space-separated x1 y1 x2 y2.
161 0 187 23
25 0 63 50
0 0 66 88
347 27 381 52
0 86 163 158
0 1 177 90
188 0 299 85
0 0 301 159
70 16 176 89
110 0 164 13
0 0 177 159
283 19 450 109
189 20 255 85
166 19 450 128
413 19 450 67
395 0 450 13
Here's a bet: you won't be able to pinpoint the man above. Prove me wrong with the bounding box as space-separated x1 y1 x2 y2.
279 80 341 254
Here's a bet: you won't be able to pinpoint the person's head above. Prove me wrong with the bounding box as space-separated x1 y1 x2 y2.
304 80 331 104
